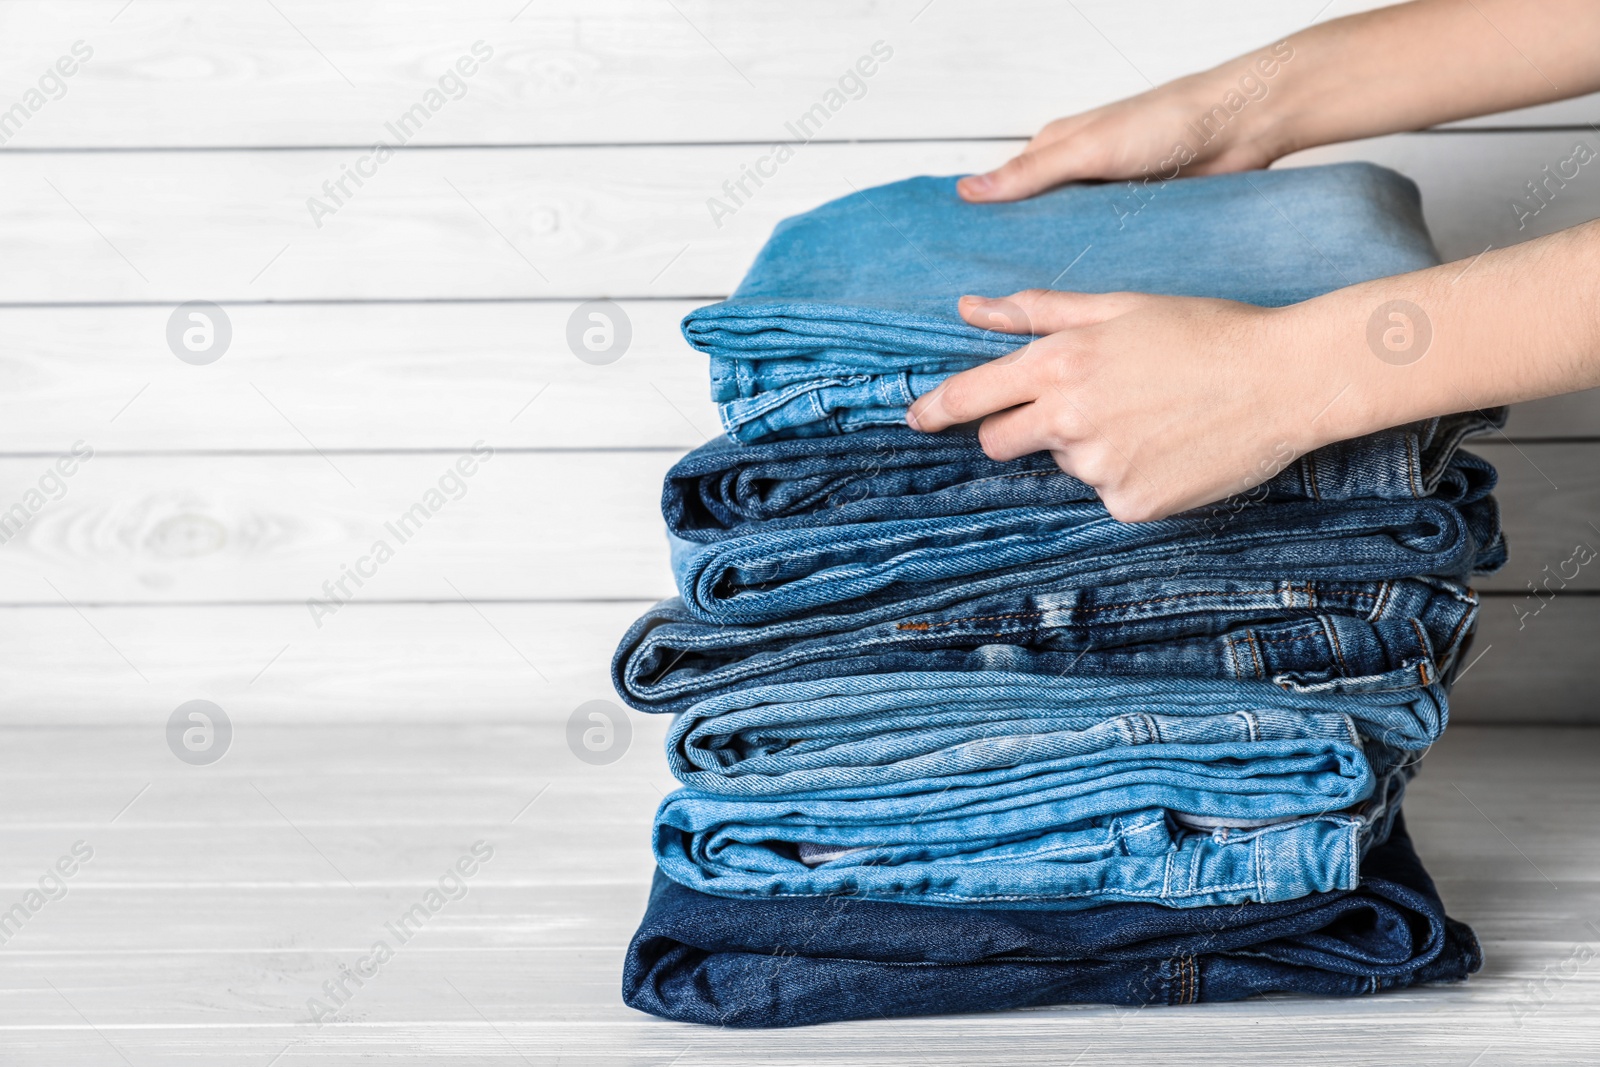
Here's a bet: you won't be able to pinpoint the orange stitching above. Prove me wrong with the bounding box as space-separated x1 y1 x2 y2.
1325 619 1349 675
1409 618 1434 685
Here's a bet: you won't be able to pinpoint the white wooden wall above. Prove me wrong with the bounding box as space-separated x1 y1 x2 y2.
1 0 1596 728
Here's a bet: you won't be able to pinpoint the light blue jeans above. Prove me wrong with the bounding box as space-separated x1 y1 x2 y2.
662 671 1444 795
653 765 1408 909
685 164 1443 443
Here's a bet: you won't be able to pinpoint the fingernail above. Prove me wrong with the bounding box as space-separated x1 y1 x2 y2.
906 391 937 430
959 174 992 196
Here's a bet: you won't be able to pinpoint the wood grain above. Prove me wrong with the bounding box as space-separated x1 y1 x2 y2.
0 593 1584 725
0 601 648 723
0 301 1591 455
0 444 1585 604
0 0 1592 149
0 721 1592 1064
2 132 1596 304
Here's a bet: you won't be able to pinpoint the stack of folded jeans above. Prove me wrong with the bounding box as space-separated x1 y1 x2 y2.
616 163 1496 1026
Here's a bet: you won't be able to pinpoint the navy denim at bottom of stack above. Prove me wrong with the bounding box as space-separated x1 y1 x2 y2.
624 816 1481 1028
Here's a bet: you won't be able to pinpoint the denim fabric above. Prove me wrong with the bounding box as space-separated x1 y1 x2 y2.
623 814 1481 1027
614 575 1478 716
683 164 1444 442
660 674 1442 800
664 421 1504 543
653 754 1408 909
670 495 1503 625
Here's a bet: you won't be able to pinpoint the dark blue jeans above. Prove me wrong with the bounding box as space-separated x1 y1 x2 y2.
670 494 1504 626
614 575 1479 716
622 814 1480 1027
664 421 1504 543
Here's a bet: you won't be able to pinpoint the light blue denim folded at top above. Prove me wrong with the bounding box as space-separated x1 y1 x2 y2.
684 163 1442 443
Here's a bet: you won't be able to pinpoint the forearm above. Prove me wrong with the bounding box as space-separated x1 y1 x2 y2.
1291 219 1600 450
1225 0 1600 159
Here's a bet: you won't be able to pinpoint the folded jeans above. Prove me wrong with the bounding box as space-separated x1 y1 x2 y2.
685 165 1446 443
664 423 1502 543
653 757 1409 909
659 673 1437 798
623 813 1480 1027
615 575 1478 715
670 496 1503 625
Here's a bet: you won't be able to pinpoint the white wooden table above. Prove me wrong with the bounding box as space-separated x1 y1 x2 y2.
0 1 1596 1061
1 724 1597 1064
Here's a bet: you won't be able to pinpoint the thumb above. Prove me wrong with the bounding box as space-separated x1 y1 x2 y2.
958 139 1100 202
960 289 1137 336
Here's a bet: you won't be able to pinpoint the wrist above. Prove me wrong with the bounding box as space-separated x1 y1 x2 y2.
1258 297 1396 458
1185 38 1311 166
1285 283 1448 451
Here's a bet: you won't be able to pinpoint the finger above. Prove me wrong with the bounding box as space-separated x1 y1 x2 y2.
906 357 1043 433
961 290 1137 335
974 402 1067 462
957 138 1104 202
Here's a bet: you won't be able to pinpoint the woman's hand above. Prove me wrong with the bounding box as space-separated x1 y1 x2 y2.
958 1 1600 205
958 48 1297 204
905 290 1342 522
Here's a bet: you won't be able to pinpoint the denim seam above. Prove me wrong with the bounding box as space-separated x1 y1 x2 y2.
1224 637 1247 681
1408 617 1434 686
740 877 1325 905
1243 633 1265 679
1324 619 1351 676
1405 436 1424 499
1368 580 1394 623
1302 451 1323 502
1441 601 1475 659
1250 630 1331 647
892 589 1386 631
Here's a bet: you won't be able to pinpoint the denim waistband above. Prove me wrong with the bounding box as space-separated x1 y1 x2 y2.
615 575 1478 714
671 496 1502 625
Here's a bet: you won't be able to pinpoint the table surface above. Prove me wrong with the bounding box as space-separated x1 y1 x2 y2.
0 721 1594 1065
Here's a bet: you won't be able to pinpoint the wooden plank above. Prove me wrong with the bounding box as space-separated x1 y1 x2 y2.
0 452 680 604
1 132 1596 304
1470 442 1600 595
0 301 720 453
0 444 1586 604
2 0 1593 150
0 600 652 724
0 594 1589 725
1451 595 1600 724
0 723 1594 1062
0 301 1591 455
1285 130 1600 262
1507 391 1600 439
